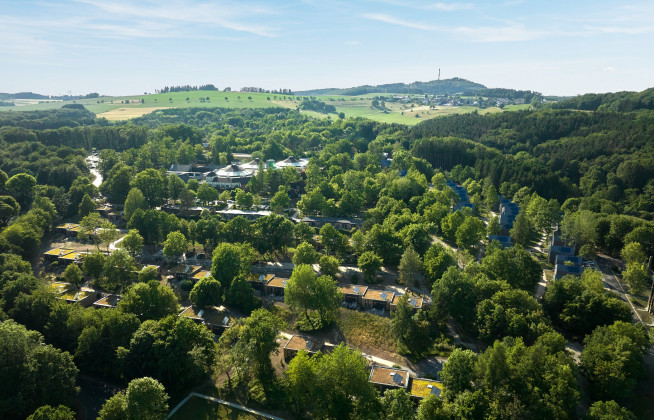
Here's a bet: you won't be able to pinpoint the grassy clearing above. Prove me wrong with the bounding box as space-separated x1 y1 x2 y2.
97 106 171 121
11 89 524 124
336 308 398 355
169 396 265 420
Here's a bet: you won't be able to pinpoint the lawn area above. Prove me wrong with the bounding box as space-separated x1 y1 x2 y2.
169 396 267 420
336 308 398 356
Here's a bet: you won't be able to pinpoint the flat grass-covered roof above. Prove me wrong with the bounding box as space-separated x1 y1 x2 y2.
410 378 443 399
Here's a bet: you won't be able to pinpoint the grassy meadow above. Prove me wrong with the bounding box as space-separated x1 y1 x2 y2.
8 89 532 124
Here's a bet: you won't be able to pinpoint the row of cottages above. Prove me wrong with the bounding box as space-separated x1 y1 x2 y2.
169 264 204 280
296 216 363 231
248 274 425 313
95 204 123 224
446 180 475 212
281 336 444 402
247 273 289 297
369 365 444 401
178 305 235 335
43 248 89 266
499 196 520 230
357 287 425 314
549 230 583 279
50 282 98 307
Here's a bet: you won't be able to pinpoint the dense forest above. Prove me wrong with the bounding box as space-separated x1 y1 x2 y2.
0 88 652 419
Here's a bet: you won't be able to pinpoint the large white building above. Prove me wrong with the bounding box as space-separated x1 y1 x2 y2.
205 164 256 189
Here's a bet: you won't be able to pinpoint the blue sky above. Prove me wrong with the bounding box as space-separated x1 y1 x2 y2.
1 0 653 96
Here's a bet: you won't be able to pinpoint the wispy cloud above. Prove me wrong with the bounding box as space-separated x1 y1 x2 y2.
425 3 474 11
71 0 278 37
362 13 437 31
362 13 543 42
582 25 654 35
453 24 545 42
375 0 474 12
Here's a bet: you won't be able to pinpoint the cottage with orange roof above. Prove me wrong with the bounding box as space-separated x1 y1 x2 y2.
248 273 275 292
362 289 394 311
265 276 288 297
283 334 324 360
369 365 410 391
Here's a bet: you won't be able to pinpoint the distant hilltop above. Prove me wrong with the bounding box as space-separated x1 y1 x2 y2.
296 77 539 99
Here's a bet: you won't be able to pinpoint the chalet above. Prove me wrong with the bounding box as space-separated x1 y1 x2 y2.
555 255 582 266
170 264 202 280
96 204 113 217
50 282 71 295
548 245 575 264
369 365 410 391
339 284 368 307
107 211 123 224
248 273 275 291
55 223 80 236
178 305 234 334
554 264 584 279
283 335 324 360
409 378 443 400
192 270 212 281
390 294 424 312
58 290 97 307
499 198 520 230
58 252 87 266
265 276 288 297
362 289 394 312
43 248 75 262
298 216 363 231
93 294 121 309
488 235 512 248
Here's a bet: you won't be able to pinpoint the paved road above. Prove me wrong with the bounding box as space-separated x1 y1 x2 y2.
534 271 548 301
167 392 284 420
596 253 645 324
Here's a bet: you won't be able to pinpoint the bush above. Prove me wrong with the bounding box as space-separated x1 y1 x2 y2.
180 279 193 291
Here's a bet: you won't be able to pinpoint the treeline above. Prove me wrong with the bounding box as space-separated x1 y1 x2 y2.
0 105 100 130
297 98 336 114
464 87 542 101
297 77 486 96
551 87 654 111
155 84 218 93
0 92 95 100
409 107 654 220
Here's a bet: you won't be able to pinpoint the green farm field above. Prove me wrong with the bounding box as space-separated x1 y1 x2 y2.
9 89 531 124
